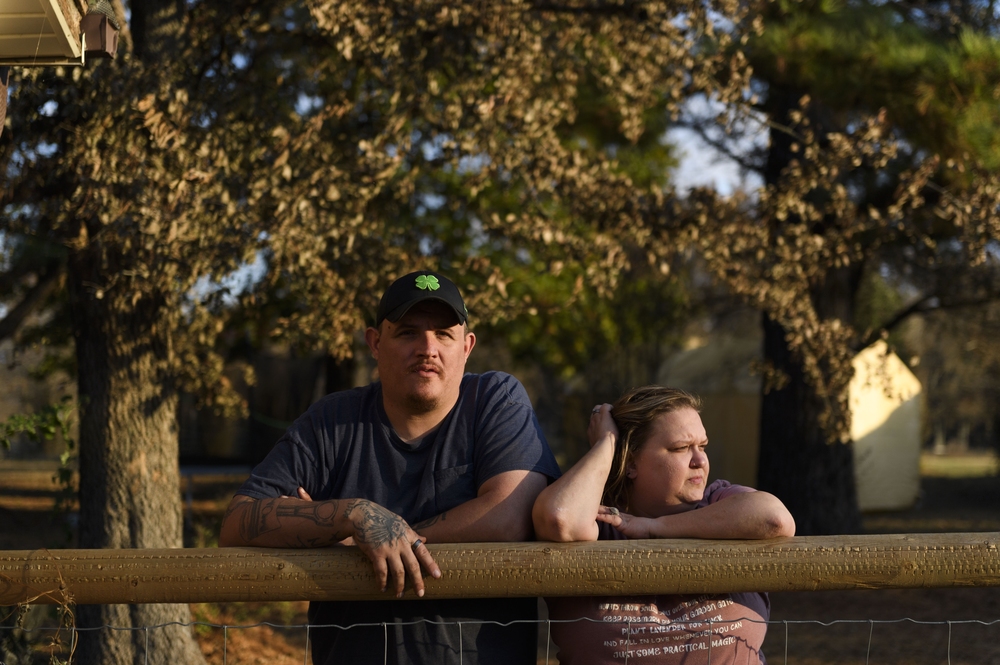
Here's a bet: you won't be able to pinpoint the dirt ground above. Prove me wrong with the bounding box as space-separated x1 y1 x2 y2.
761 472 1000 665
1 458 999 664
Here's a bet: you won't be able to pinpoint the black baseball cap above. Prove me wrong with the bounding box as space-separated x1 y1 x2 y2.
375 270 469 327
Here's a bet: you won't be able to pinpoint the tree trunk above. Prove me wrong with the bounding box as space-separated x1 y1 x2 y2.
756 85 864 535
69 252 206 665
757 314 862 535
0 67 9 136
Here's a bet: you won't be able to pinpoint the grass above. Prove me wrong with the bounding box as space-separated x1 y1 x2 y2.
919 451 999 478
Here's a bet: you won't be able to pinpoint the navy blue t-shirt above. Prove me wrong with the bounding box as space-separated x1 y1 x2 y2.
237 371 561 665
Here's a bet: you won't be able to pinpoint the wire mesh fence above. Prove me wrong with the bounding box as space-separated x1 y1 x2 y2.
4 607 1000 665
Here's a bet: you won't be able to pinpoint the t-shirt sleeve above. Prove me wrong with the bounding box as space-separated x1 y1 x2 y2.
234 401 329 500
470 372 562 488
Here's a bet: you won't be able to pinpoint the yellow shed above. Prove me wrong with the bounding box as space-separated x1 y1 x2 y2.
850 340 923 511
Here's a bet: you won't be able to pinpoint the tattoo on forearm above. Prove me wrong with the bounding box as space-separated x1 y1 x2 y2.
237 497 349 544
223 501 240 521
346 500 408 548
238 499 278 543
413 511 447 530
276 499 339 524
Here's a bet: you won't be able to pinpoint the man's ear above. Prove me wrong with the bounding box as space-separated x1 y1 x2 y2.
364 326 380 360
464 330 476 358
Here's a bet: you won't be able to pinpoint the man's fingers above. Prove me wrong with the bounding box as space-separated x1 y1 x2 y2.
387 554 410 598
413 539 441 580
372 557 389 593
402 549 426 597
279 487 313 501
348 501 438 597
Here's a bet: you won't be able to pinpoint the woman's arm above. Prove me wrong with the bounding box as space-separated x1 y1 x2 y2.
598 490 796 540
532 404 617 542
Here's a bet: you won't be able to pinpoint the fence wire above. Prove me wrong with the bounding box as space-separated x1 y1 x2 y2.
3 614 1000 665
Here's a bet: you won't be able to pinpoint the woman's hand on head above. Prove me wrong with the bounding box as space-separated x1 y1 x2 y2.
587 404 618 449
596 505 651 539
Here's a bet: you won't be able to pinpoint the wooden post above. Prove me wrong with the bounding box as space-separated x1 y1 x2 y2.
1 533 998 606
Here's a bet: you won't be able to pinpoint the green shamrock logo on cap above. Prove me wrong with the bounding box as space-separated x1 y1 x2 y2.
415 274 440 291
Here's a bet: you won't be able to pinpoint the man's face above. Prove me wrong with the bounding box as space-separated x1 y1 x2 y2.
365 301 476 416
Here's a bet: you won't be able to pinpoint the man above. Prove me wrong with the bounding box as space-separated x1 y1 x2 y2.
220 270 561 665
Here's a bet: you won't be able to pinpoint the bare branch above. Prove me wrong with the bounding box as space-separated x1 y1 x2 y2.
0 262 63 342
856 291 1000 351
671 117 766 173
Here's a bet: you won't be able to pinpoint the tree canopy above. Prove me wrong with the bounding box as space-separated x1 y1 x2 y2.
1 0 758 661
708 0 1000 532
2 2 1000 659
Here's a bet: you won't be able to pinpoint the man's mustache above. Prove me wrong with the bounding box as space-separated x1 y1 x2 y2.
408 362 442 373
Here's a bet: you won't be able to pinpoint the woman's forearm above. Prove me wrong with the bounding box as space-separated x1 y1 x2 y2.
647 491 796 540
532 435 615 542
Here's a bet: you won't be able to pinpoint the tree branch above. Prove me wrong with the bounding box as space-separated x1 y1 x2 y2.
671 117 767 173
0 259 39 296
855 291 1000 351
110 0 132 53
0 262 64 342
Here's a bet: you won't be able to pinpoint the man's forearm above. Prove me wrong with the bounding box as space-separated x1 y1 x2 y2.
220 494 441 596
412 470 548 543
412 499 524 543
220 495 353 548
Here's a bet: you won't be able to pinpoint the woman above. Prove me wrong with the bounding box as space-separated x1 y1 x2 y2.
532 386 796 664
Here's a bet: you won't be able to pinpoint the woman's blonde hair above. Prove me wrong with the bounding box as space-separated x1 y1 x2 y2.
602 385 702 511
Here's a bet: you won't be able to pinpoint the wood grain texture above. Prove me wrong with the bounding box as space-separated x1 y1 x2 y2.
1 533 998 606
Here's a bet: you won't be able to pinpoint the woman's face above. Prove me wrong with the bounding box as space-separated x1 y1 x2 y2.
626 407 710 518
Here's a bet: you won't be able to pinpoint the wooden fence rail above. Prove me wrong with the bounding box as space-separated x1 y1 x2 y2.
2 532 998 606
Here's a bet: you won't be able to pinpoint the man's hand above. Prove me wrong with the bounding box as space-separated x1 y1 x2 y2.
220 491 440 596
287 487 441 598
595 506 652 539
344 499 441 598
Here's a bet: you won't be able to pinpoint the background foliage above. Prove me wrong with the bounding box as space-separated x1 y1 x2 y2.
2 1 1000 659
